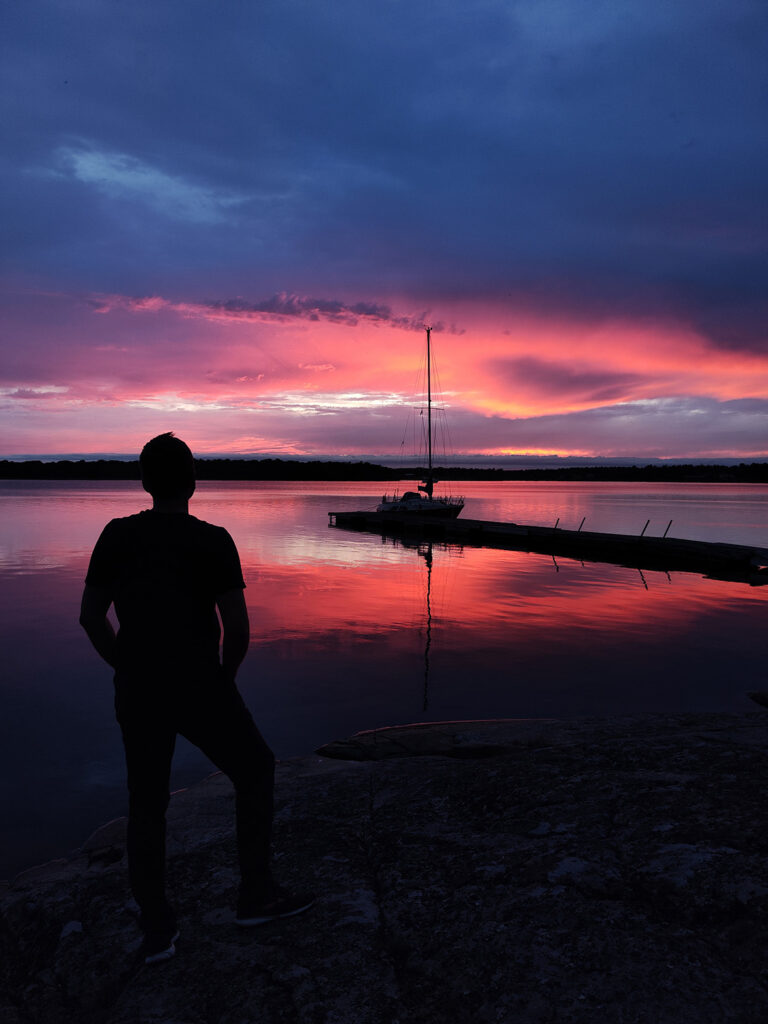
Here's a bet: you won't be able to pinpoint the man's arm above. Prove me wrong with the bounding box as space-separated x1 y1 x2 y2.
79 584 118 668
217 587 250 683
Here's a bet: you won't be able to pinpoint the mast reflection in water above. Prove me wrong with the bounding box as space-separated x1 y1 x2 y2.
421 543 433 713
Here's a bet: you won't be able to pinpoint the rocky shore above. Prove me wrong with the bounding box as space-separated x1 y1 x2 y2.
3 713 768 1023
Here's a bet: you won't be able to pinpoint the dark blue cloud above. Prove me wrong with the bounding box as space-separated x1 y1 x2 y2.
2 0 766 348
204 294 436 330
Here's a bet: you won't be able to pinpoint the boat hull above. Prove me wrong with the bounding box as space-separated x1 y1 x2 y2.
376 503 462 520
377 499 464 518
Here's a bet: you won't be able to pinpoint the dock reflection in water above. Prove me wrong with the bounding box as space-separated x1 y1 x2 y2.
254 529 764 743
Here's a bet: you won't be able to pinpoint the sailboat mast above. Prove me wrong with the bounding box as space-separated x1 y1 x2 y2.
426 325 433 496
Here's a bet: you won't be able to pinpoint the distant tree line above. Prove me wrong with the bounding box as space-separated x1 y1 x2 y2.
0 459 142 481
1 458 767 483
441 463 768 483
0 458 395 482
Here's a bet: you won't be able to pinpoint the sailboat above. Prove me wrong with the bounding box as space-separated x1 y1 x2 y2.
377 326 464 518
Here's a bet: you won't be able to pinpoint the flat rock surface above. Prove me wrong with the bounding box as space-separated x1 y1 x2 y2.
3 713 768 1023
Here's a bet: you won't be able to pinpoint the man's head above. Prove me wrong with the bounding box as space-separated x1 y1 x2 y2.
140 433 196 499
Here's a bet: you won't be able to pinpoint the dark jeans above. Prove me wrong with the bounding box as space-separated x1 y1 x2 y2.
115 667 275 929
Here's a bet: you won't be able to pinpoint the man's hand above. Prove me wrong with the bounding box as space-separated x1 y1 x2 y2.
79 584 118 667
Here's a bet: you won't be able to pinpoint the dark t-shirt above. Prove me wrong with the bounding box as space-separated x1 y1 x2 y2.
85 509 245 674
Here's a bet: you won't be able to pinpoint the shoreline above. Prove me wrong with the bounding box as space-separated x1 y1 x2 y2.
4 711 768 1022
2 458 768 484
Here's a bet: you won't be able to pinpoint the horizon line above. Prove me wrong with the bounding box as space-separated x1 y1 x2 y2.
2 453 768 467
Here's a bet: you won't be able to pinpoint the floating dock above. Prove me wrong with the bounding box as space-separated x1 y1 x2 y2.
328 510 768 585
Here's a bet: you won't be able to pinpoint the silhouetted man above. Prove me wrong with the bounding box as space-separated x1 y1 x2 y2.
80 432 313 963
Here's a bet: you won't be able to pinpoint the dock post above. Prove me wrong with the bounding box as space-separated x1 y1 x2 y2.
640 519 650 537
554 517 560 530
663 519 673 538
578 517 586 532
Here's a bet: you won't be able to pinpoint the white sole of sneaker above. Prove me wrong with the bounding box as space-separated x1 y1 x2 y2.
144 930 180 964
235 899 315 927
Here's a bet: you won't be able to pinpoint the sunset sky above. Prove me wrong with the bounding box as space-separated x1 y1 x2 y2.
2 0 767 462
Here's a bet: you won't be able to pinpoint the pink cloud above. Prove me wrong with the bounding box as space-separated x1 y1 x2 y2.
2 287 768 458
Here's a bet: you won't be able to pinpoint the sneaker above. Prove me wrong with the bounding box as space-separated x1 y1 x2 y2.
236 886 315 927
142 927 180 964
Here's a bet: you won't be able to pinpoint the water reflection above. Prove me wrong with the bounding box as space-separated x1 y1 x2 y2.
243 528 764 650
0 479 766 878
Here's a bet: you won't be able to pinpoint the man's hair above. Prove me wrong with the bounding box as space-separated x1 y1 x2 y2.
140 432 196 499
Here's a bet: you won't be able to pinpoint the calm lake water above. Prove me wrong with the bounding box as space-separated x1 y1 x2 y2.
1 479 767 878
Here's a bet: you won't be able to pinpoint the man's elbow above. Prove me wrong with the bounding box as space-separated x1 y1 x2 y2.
218 595 249 639
226 623 251 650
